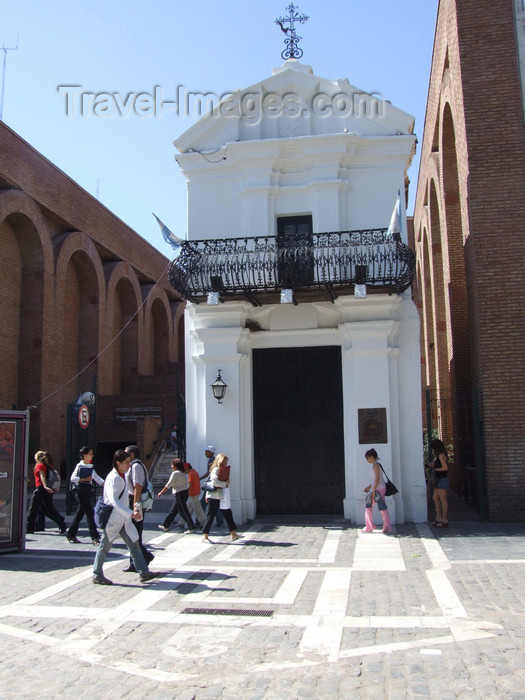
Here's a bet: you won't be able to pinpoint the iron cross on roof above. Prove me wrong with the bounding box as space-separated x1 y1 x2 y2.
275 3 309 60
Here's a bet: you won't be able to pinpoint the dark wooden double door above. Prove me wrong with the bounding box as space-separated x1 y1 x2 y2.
253 346 345 515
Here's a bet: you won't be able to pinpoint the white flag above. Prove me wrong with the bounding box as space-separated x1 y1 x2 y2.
387 189 402 238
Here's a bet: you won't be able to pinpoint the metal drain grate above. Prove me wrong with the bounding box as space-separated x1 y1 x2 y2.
181 607 274 617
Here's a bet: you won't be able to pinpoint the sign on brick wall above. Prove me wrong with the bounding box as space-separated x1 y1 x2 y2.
115 406 162 422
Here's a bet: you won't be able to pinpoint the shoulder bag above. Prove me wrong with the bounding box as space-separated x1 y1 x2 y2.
94 483 126 529
379 464 399 496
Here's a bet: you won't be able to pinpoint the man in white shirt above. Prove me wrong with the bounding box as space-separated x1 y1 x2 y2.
123 445 154 573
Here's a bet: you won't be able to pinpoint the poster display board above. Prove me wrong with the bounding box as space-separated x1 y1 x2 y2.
0 410 29 552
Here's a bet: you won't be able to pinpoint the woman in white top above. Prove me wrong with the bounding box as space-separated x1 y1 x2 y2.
157 458 195 532
66 446 104 545
362 449 392 534
202 453 242 543
92 449 164 585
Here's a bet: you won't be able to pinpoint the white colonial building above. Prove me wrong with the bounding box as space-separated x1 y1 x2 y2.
169 60 426 525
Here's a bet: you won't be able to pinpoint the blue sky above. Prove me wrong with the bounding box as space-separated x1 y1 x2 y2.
1 1 438 256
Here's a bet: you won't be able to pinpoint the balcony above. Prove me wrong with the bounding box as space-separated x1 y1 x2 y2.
168 229 415 306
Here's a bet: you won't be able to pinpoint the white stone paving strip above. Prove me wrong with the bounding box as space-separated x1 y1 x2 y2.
352 530 406 571
299 568 352 662
312 568 352 619
318 527 342 563
417 523 467 618
273 568 309 605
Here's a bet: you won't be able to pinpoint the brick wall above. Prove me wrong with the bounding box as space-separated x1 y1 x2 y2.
0 122 185 469
413 0 525 519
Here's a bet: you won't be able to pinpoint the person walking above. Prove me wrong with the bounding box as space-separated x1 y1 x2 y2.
92 449 163 585
169 424 178 453
123 445 154 572
157 459 195 533
429 438 450 528
66 446 104 545
26 451 67 535
184 462 206 529
362 448 392 534
202 453 242 544
200 445 225 529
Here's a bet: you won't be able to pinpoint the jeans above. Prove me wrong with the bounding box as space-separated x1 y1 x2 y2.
128 496 153 565
365 490 388 511
93 526 149 577
67 486 99 540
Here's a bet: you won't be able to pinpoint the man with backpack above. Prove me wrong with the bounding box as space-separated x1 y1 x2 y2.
123 445 154 572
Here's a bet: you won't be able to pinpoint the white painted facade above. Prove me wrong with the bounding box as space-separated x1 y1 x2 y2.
174 60 427 525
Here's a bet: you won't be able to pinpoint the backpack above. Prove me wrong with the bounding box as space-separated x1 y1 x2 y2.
135 460 155 511
47 467 61 493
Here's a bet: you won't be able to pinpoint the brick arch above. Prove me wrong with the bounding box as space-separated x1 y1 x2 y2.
0 189 54 273
53 233 106 412
421 228 437 393
427 177 449 401
440 101 471 392
144 286 184 373
173 301 185 364
0 191 54 444
105 262 143 395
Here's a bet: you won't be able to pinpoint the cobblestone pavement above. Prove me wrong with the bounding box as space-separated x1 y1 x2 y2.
1 516 525 699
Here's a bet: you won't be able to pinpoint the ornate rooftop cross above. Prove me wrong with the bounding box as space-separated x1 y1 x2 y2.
275 3 309 60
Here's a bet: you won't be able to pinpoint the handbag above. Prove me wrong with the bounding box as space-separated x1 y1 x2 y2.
380 464 399 496
201 478 215 493
427 466 438 488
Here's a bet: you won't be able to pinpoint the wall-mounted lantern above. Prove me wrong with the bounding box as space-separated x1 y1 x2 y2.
211 369 228 404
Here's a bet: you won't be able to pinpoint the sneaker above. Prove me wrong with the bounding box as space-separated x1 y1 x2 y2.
139 571 164 583
184 529 196 534
158 524 169 532
67 537 81 544
93 575 113 585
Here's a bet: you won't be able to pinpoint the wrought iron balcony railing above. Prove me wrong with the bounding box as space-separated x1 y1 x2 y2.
168 229 415 305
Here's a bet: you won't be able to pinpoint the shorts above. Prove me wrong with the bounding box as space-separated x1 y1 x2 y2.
435 477 449 490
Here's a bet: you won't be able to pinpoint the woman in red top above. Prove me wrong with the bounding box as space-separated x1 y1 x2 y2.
26 451 67 535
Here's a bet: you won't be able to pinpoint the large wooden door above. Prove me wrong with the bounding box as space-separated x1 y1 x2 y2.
253 346 345 515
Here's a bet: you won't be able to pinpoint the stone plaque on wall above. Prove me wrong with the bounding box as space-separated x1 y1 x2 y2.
358 408 387 444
